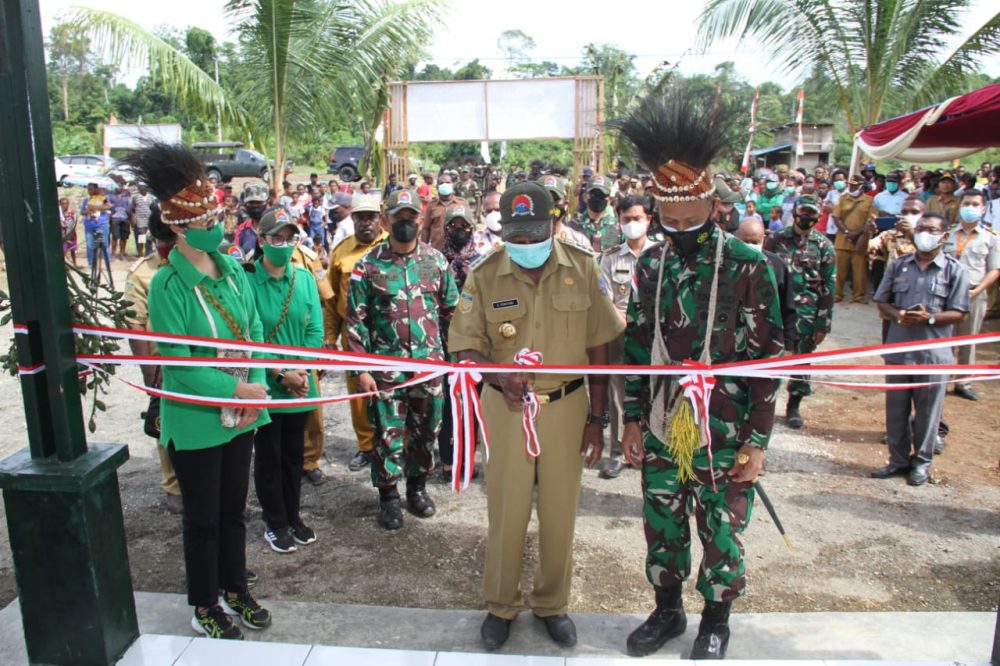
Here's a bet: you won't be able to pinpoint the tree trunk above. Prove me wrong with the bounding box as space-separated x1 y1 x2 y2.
61 75 69 122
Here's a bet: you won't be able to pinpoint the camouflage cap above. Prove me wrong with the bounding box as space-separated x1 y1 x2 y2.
386 188 421 215
587 175 611 195
796 194 821 213
540 174 567 201
258 207 299 236
243 181 269 203
499 181 553 242
445 203 473 225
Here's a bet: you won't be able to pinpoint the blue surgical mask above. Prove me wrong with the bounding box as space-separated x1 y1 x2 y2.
886 181 899 193
959 206 983 224
784 186 796 196
507 237 552 269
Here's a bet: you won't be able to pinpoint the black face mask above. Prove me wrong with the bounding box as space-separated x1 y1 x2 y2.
554 203 567 219
666 218 714 257
391 218 418 243
447 229 472 247
795 214 819 230
329 211 346 224
587 196 607 213
244 204 266 221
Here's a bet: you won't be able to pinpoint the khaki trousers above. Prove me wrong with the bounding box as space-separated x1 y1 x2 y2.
342 327 374 453
955 290 987 381
482 384 587 619
302 371 325 471
835 248 867 301
157 443 179 495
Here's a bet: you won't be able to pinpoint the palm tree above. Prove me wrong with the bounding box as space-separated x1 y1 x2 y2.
67 0 441 189
696 0 1000 136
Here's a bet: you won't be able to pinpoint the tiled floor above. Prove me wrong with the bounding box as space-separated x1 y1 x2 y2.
116 635 993 666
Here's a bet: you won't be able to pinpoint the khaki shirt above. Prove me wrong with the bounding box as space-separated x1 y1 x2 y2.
598 241 645 315
325 230 388 343
124 253 169 330
291 244 333 302
831 193 873 251
448 239 624 393
927 194 960 227
943 224 1000 286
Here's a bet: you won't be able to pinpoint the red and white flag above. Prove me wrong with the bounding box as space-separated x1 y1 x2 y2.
350 266 364 282
795 89 805 157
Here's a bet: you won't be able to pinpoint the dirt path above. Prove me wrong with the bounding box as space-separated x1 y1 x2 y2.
0 267 997 616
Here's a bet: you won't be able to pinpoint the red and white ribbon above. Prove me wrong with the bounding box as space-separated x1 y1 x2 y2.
514 348 543 458
677 360 720 491
449 361 489 491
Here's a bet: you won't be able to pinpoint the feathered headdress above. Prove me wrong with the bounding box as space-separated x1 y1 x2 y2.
122 142 219 225
611 88 733 203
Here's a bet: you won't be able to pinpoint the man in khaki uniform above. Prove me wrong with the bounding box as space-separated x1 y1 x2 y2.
325 194 388 470
123 210 181 514
291 228 334 485
927 171 960 227
449 181 622 651
831 174 873 303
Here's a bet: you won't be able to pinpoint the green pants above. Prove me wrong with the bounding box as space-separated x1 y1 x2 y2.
367 380 443 489
787 334 818 398
642 432 755 602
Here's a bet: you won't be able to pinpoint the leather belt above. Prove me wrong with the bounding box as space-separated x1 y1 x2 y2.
489 377 585 404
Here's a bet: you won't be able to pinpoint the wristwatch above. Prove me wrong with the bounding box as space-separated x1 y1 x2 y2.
927 314 936 325
275 370 287 384
587 413 610 429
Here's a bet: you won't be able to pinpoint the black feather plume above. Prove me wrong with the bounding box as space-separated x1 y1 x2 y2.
121 142 207 202
610 85 734 171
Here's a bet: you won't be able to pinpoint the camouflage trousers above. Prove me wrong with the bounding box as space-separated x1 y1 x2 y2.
642 432 756 602
787 331 819 398
367 379 443 489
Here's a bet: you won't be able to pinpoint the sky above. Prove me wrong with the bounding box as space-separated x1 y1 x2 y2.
38 0 1000 92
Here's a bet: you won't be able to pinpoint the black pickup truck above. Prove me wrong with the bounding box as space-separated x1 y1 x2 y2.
192 141 290 182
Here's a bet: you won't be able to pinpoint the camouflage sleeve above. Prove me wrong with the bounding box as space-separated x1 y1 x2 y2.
737 257 784 449
438 257 460 348
345 260 372 358
815 242 837 333
867 232 886 263
623 258 653 419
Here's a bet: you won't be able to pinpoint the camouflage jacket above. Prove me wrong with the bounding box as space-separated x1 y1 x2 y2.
442 237 479 292
346 240 459 385
624 227 784 450
569 208 620 252
763 226 836 334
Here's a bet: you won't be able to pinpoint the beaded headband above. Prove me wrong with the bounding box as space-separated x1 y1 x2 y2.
160 179 221 225
649 159 716 203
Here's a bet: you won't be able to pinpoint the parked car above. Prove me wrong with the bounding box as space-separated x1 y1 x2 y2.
55 154 114 185
327 145 365 182
192 141 293 182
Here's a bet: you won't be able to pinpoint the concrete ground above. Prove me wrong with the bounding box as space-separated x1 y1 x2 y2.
0 592 995 664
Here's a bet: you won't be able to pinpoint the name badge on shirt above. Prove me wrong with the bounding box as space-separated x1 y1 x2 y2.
492 299 519 310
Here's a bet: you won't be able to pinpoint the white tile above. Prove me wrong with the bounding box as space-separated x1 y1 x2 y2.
303 645 436 666
117 635 193 666
434 653 564 666
175 636 311 666
568 659 692 666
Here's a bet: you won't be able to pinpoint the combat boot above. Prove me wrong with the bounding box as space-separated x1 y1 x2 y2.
626 584 687 657
785 395 804 429
377 486 403 530
405 475 436 518
689 600 732 659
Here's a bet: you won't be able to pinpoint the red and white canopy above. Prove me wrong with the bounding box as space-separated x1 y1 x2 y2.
855 83 1000 162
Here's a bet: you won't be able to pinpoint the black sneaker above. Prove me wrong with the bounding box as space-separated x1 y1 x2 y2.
348 450 371 472
290 522 317 545
263 526 297 553
192 605 243 640
245 570 259 588
221 591 272 630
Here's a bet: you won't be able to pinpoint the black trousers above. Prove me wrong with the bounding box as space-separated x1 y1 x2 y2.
254 410 308 531
168 433 253 608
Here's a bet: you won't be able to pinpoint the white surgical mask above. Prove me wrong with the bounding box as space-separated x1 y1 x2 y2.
900 213 921 226
484 211 502 232
621 220 649 240
848 188 861 197
913 231 943 252
745 242 763 253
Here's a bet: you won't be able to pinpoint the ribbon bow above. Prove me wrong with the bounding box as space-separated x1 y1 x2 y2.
514 348 543 458
449 360 489 492
677 359 719 491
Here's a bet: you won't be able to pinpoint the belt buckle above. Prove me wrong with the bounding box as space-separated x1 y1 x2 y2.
537 393 551 404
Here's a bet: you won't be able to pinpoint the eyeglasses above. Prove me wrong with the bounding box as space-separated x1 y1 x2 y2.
265 235 300 248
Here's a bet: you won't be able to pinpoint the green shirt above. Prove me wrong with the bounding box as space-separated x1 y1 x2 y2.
247 260 324 413
148 248 270 450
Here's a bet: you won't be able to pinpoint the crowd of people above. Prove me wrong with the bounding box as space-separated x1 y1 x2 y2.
60 97 997 655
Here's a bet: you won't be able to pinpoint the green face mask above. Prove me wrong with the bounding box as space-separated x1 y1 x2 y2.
263 243 294 267
182 222 224 253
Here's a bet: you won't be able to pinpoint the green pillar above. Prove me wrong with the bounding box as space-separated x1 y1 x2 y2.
0 1 138 664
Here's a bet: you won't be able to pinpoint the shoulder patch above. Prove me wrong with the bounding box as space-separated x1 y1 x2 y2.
602 244 621 257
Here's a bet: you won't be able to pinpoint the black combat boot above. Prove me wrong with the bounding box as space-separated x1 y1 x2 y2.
626 585 687 657
785 395 804 429
405 475 436 518
689 600 732 659
377 486 403 530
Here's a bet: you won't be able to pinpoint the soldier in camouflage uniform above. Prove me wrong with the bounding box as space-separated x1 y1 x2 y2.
454 166 478 204
568 176 621 252
615 91 784 660
763 194 836 429
346 188 459 529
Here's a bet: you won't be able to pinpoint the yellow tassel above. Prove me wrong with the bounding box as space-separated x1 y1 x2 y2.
667 399 700 482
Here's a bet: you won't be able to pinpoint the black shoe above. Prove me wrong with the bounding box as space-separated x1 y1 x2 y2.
303 468 326 486
221 590 272 630
954 385 979 401
245 570 258 588
933 437 946 455
870 463 909 479
908 462 931 486
534 613 577 647
165 493 183 515
290 522 317 545
377 495 404 530
626 585 687 657
263 526 296 553
192 605 243 640
785 395 804 429
689 600 731 659
348 450 371 471
405 476 436 518
599 457 625 479
481 613 512 651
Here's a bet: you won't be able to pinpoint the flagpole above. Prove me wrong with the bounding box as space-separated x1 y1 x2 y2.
795 89 805 170
741 89 759 175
